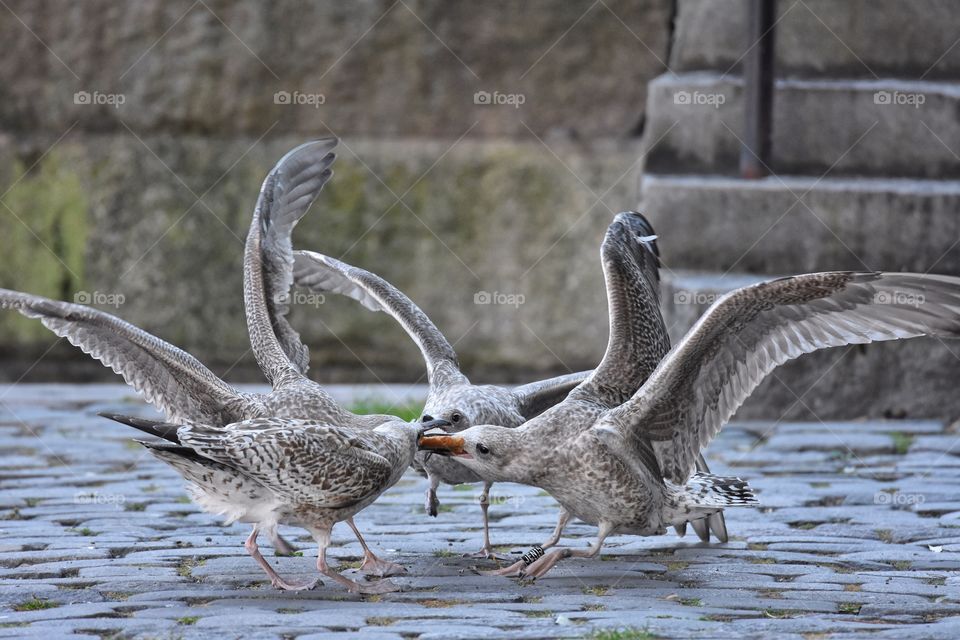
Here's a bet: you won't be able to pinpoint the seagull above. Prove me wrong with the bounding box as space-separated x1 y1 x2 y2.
0 140 411 577
420 245 960 576
287 253 584 558
102 412 450 593
288 213 729 550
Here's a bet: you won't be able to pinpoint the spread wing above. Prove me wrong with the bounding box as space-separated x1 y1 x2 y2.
599 272 960 484
511 370 592 418
292 250 465 389
571 212 670 408
244 139 337 385
178 419 395 509
0 289 243 424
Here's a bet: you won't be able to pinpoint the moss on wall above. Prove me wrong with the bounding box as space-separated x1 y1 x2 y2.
0 154 88 344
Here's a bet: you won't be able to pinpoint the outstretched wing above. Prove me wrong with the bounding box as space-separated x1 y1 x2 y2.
292 250 465 389
179 419 395 509
571 212 670 408
599 272 960 484
0 289 242 424
511 370 592 419
244 139 337 385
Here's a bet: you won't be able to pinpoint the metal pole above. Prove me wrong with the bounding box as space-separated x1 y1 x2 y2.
740 0 776 179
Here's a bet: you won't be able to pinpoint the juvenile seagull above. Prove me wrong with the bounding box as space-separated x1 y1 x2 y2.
288 253 588 557
422 269 960 578
0 140 408 576
103 412 449 593
289 215 728 549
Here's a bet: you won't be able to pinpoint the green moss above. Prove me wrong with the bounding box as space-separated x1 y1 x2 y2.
582 585 609 596
348 398 423 422
13 597 59 611
522 610 554 618
176 616 200 625
0 153 89 343
890 432 914 455
839 602 862 615
875 529 894 543
367 616 396 626
679 597 702 607
124 502 147 512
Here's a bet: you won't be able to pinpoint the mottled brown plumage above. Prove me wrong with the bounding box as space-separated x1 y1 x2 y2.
424 252 960 577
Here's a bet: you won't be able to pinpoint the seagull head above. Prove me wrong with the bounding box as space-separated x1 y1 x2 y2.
417 424 530 483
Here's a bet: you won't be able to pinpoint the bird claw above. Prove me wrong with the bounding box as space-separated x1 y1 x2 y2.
463 547 504 560
271 577 320 591
354 578 402 595
359 557 407 578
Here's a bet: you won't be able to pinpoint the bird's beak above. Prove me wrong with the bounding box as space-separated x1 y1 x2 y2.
417 434 472 458
417 418 452 437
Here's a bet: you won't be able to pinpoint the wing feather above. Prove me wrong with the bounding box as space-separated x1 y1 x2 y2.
0 289 242 424
292 250 464 389
602 272 960 483
179 419 394 509
244 140 337 384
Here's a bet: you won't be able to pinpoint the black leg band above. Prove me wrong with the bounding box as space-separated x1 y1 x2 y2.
521 545 545 566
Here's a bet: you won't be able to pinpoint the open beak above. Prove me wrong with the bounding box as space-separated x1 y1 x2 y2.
418 418 452 437
418 434 472 458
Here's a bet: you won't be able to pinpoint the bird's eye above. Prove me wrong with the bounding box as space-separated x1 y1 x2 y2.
451 413 462 423
476 443 490 455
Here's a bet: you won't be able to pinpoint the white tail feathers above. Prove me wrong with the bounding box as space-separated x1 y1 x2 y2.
685 472 758 508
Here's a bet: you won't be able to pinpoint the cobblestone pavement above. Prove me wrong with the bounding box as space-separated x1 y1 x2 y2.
1 384 959 639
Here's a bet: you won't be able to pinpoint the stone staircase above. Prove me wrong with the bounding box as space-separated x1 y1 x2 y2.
639 0 960 420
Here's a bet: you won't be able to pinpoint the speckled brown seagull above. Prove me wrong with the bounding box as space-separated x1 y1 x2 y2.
0 140 411 572
422 265 960 577
103 412 450 593
288 212 729 550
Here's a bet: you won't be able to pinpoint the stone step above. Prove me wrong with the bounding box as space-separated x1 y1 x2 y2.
661 271 960 420
640 174 960 275
642 73 960 179
671 0 960 80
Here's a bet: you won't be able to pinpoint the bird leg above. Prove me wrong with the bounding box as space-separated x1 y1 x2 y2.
271 532 298 556
245 526 318 591
518 521 614 581
315 527 402 594
425 474 440 517
475 507 572 577
346 517 406 577
465 482 500 559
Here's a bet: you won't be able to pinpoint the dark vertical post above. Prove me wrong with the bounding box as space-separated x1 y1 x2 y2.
740 0 776 179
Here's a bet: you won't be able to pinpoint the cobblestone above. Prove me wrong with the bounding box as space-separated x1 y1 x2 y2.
0 384 958 638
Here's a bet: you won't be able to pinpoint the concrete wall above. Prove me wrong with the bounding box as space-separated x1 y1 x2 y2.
0 0 671 382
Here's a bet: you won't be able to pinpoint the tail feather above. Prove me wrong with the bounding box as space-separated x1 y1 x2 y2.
685 472 758 508
99 412 182 443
